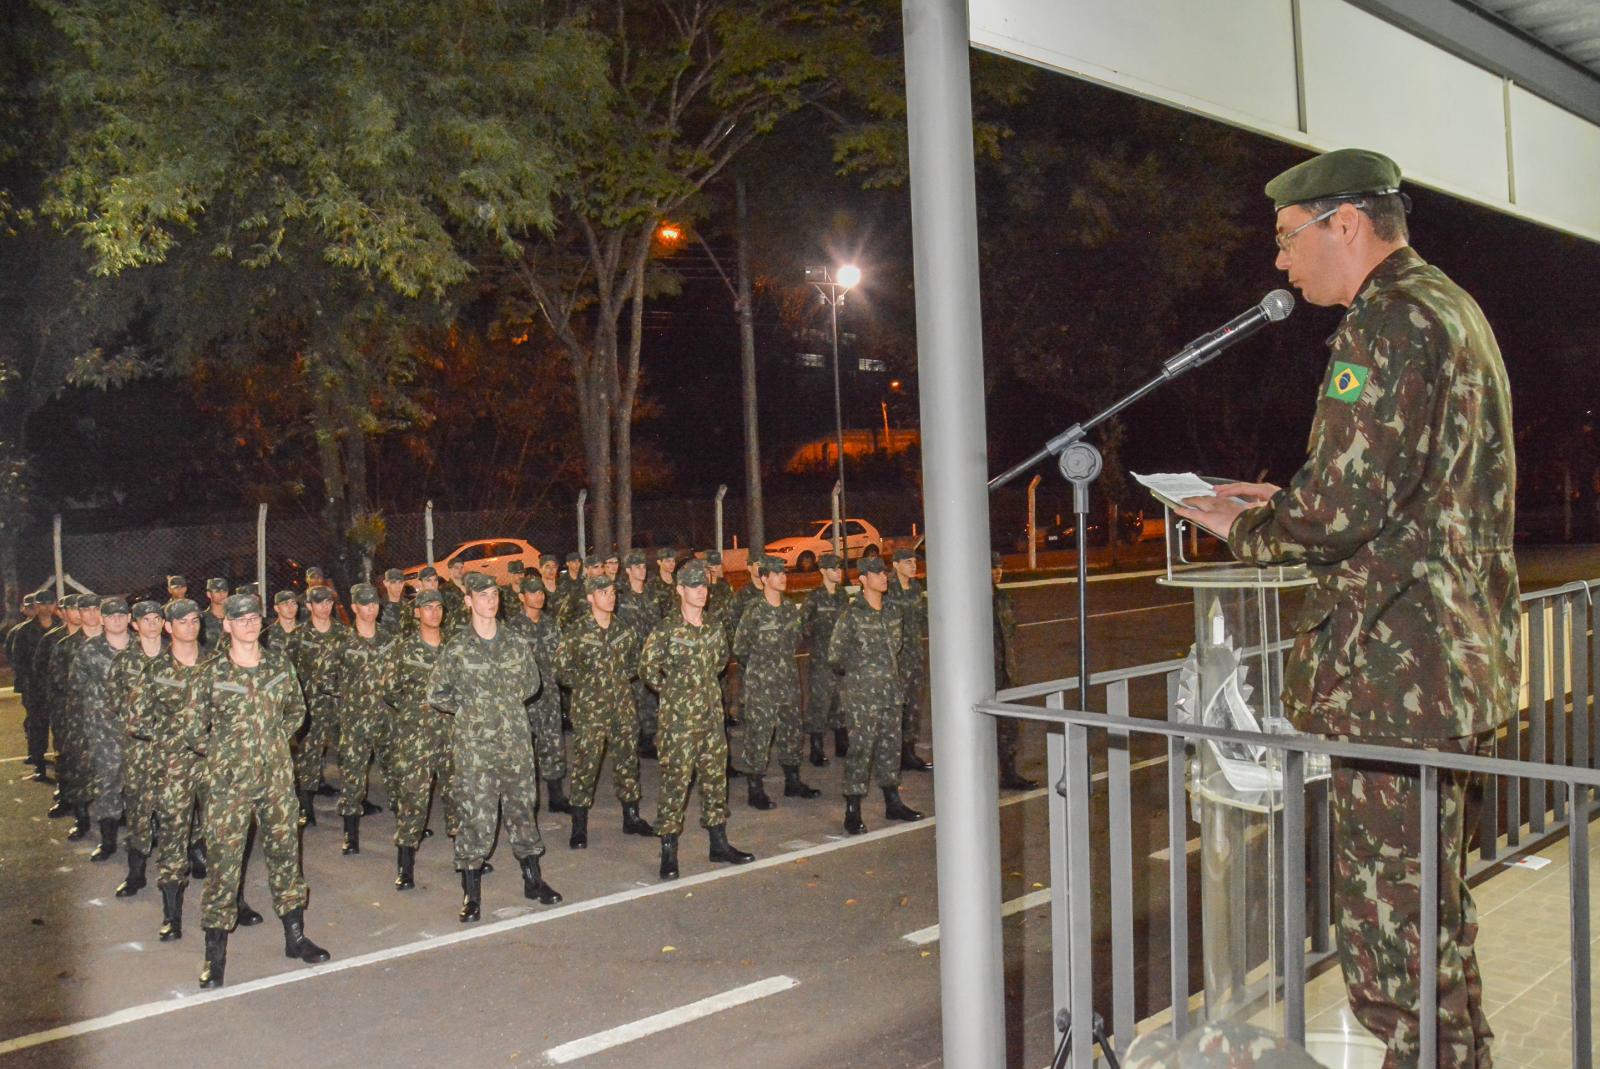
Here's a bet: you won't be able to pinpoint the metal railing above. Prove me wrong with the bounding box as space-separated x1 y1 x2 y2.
981 578 1600 1067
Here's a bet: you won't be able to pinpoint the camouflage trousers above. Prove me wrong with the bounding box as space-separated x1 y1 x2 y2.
123 737 158 855
294 692 340 793
802 659 843 735
22 695 49 766
200 779 308 930
154 748 206 886
655 712 729 838
451 740 545 871
53 709 91 807
1332 736 1492 1069
841 700 902 797
527 695 568 782
338 710 397 818
898 669 925 747
635 680 659 738
391 718 456 849
569 699 641 808
735 685 804 777
83 710 126 822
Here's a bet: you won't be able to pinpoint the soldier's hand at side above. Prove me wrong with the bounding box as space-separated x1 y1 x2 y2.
1209 481 1280 504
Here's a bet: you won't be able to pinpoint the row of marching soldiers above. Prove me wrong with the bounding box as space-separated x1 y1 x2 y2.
2 543 1034 990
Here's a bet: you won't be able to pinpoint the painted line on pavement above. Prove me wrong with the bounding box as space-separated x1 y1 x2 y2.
0 787 1050 1054
543 975 799 1064
901 887 1052 946
1019 601 1191 629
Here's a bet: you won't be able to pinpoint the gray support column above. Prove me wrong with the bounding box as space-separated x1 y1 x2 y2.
902 0 1006 1063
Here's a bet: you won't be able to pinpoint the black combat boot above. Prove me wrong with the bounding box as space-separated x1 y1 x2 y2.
782 765 821 799
999 763 1039 791
198 928 228 988
569 806 589 849
116 847 147 897
298 790 317 827
159 884 185 941
459 867 482 923
361 799 382 816
621 801 654 836
47 793 70 819
315 783 339 798
638 732 658 759
899 742 933 772
883 785 923 822
281 908 331 963
188 840 208 879
90 817 120 861
236 894 264 926
342 814 360 855
395 846 416 890
659 835 679 881
519 855 563 905
746 775 777 811
707 824 755 865
545 778 572 814
66 805 91 841
844 795 867 836
808 733 830 767
833 726 849 758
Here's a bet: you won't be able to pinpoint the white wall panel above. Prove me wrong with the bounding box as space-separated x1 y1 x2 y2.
1510 85 1600 236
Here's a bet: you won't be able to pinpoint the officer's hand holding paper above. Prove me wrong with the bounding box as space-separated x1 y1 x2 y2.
1132 472 1278 541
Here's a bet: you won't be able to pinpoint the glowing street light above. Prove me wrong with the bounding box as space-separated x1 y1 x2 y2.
806 265 866 562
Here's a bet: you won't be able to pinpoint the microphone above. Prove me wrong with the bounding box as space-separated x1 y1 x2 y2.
1161 289 1295 377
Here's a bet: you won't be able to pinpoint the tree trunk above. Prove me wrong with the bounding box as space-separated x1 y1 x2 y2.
736 173 764 551
613 228 653 553
309 371 351 581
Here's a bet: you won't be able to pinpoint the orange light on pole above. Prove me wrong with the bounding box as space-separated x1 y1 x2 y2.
656 223 683 244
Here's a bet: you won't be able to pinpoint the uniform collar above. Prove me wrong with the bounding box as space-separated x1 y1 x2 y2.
1327 246 1423 346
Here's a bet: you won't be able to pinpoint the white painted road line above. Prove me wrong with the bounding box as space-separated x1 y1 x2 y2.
0 787 1051 1054
901 888 1052 946
1019 601 1191 629
543 975 799 1064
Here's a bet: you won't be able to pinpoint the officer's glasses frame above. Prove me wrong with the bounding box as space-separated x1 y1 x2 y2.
1274 205 1341 252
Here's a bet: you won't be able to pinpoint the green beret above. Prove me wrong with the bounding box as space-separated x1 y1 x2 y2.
704 550 722 566
677 560 709 587
206 577 229 593
99 596 131 615
166 575 188 590
818 553 842 570
165 598 200 621
414 590 443 608
1265 148 1402 211
655 547 675 560
858 556 888 575
759 555 786 575
350 583 379 605
34 588 57 604
623 549 646 567
131 599 162 619
520 576 543 594
464 571 497 593
224 593 263 619
891 547 915 562
274 590 299 606
307 586 334 603
584 575 614 594
507 560 525 574
383 568 405 582
541 553 562 567
417 566 438 580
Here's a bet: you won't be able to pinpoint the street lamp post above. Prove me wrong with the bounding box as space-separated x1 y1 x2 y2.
808 264 861 562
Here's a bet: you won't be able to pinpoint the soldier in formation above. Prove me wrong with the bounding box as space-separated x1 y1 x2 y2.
800 553 849 767
265 589 300 648
290 584 347 822
382 588 455 890
377 568 412 635
335 583 394 854
732 555 818 808
505 575 570 815
885 547 932 771
200 577 229 649
70 595 133 861
10 589 56 780
615 549 660 758
991 554 1037 791
110 599 167 897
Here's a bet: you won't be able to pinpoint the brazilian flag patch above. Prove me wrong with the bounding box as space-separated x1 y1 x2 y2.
1325 361 1369 403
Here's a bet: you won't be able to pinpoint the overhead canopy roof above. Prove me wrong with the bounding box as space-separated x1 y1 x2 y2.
969 0 1600 242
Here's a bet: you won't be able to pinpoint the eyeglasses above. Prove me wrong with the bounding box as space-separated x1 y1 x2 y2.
1274 206 1340 253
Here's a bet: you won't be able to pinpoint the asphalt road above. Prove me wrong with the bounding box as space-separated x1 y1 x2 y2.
2 545 1598 1068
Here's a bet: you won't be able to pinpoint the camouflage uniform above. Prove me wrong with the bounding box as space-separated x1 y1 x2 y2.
69 632 129 822
505 607 567 784
130 648 209 887
616 570 661 741
112 637 167 863
288 617 347 793
884 574 928 747
44 627 90 809
828 590 907 797
426 620 546 871
335 625 397 818
801 582 850 735
183 645 309 930
10 614 53 768
1228 243 1518 1068
557 605 643 809
641 607 731 837
377 597 412 637
382 629 455 847
993 579 1020 764
732 592 805 777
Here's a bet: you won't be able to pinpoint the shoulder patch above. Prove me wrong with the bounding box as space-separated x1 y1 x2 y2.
1325 361 1369 404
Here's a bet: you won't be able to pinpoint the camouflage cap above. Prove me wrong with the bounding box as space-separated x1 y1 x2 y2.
541 553 562 567
818 553 842 570
623 549 646 567
446 557 466 571
274 590 299 606
206 577 229 594
307 586 335 604
164 598 200 621
76 594 100 612
34 588 57 604
520 576 543 594
759 554 786 575
99 596 131 616
858 555 888 575
59 593 79 610
677 560 709 587
223 593 263 619
891 547 916 562
507 560 526 574
991 551 1003 568
383 568 405 582
304 566 325 581
1265 147 1402 211
604 546 620 563
704 550 722 566
350 583 380 605
583 552 603 569
565 551 581 564
417 566 438 580
20 593 34 607
131 599 163 619
463 571 497 593
413 589 443 608
166 575 188 590
584 574 614 594
655 546 676 560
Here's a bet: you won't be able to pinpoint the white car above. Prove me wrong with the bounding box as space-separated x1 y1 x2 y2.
401 538 541 587
764 519 883 571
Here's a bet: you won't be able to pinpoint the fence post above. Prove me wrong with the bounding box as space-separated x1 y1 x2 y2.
1027 474 1041 572
714 485 728 557
425 500 435 565
576 489 588 559
52 514 64 599
257 504 268 596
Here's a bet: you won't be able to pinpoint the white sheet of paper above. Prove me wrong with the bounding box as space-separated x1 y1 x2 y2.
1132 472 1218 509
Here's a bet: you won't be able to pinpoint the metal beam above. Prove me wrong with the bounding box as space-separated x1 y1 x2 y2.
903 0 1006 1062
